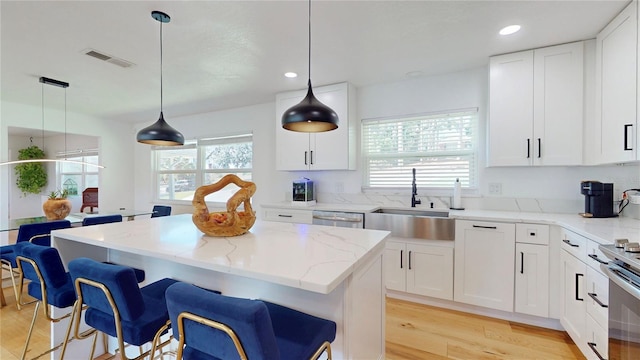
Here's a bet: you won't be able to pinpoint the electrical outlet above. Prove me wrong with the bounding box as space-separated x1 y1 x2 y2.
488 183 502 195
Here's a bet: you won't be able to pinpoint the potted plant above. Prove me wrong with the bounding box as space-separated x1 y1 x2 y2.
43 189 72 220
15 145 47 196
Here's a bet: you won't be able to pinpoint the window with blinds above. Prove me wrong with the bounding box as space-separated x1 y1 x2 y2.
362 109 478 190
152 133 253 203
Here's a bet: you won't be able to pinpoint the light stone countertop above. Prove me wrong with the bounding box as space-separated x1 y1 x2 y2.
51 214 390 294
262 202 640 245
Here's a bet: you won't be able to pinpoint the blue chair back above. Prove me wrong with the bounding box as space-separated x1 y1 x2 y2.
14 242 75 308
16 220 72 246
151 205 171 218
82 215 122 226
68 258 145 322
166 282 280 359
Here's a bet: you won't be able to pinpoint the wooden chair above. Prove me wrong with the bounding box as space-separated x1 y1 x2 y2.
80 187 99 213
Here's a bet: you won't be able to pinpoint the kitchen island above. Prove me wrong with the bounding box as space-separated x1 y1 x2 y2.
50 214 390 359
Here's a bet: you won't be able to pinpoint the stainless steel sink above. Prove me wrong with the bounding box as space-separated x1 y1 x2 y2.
365 208 455 240
372 207 449 217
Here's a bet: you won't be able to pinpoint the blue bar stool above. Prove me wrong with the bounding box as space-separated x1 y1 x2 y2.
61 258 178 360
151 205 171 218
14 242 98 360
81 214 122 226
1 220 71 309
165 282 337 360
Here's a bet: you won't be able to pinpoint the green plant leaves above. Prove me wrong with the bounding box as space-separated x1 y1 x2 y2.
15 145 47 196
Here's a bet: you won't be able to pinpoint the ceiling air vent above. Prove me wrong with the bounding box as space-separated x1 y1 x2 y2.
83 48 135 68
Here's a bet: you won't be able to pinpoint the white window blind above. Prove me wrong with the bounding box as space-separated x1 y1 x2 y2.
362 109 478 189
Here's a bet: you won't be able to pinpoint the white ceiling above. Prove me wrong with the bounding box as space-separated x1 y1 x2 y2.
0 0 629 125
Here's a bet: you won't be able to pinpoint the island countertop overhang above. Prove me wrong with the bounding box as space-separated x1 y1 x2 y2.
50 214 390 294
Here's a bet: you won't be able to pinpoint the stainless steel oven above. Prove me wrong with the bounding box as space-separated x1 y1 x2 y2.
600 244 640 360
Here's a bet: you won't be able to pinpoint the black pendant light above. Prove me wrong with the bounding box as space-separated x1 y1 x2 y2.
137 11 184 146
281 0 338 132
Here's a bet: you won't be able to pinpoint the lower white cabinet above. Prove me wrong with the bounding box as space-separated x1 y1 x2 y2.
384 238 453 300
262 208 312 224
560 229 609 360
515 223 550 317
454 220 516 312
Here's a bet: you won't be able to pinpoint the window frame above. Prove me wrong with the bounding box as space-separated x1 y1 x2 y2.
152 132 253 206
56 150 100 196
361 108 479 195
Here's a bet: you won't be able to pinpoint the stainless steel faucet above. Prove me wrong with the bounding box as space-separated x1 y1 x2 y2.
411 168 421 207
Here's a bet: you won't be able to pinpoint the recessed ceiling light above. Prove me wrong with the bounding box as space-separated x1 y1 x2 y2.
499 25 521 36
406 70 424 78
284 72 298 78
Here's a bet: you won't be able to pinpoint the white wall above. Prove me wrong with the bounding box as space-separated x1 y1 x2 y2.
1 100 136 234
133 66 639 216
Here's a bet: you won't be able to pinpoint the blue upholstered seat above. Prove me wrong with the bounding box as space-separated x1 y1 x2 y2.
0 220 71 309
64 258 178 360
82 214 122 226
165 282 337 360
151 205 171 218
14 242 96 360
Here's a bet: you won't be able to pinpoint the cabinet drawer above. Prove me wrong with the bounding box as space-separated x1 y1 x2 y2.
585 314 608 360
586 266 609 329
516 223 549 245
586 240 609 274
561 229 587 262
263 209 312 224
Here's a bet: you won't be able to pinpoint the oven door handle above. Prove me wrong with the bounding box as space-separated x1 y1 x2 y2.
601 263 640 301
312 215 363 223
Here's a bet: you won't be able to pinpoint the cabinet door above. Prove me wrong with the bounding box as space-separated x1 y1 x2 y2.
310 83 353 170
275 90 312 170
533 42 584 166
384 241 406 292
560 249 587 347
406 243 453 300
596 0 637 163
488 51 534 166
515 243 550 317
586 266 609 330
454 220 516 312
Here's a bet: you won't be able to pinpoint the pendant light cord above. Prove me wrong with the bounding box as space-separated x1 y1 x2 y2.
41 83 45 150
308 0 311 85
160 17 164 112
64 87 68 159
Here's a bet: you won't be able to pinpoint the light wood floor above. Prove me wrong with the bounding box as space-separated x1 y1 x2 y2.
1 286 585 360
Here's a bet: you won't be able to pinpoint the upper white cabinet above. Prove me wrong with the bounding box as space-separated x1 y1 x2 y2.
595 0 638 163
275 82 356 171
488 42 585 166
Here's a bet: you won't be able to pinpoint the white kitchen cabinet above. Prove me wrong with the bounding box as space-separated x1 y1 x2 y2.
559 228 609 360
560 247 587 348
595 0 638 163
275 82 356 171
262 208 312 224
384 239 453 300
515 223 550 318
454 220 515 312
488 41 584 166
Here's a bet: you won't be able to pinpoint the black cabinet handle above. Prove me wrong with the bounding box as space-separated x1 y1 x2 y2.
537 138 541 158
575 273 584 301
408 251 412 270
587 292 608 308
587 342 606 360
527 138 531 158
472 225 497 230
563 239 579 248
277 214 293 218
624 124 633 151
520 252 524 274
588 254 608 265
400 250 403 269
304 151 308 165
310 150 314 165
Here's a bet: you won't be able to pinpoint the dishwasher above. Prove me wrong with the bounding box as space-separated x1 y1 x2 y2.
312 211 364 228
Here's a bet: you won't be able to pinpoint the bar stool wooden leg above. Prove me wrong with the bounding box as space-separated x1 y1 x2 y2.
0 284 6 307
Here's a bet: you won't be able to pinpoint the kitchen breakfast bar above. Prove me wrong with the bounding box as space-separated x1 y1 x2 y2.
49 213 390 359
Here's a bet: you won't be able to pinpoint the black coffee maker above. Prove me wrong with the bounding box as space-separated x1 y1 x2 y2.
580 181 617 218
